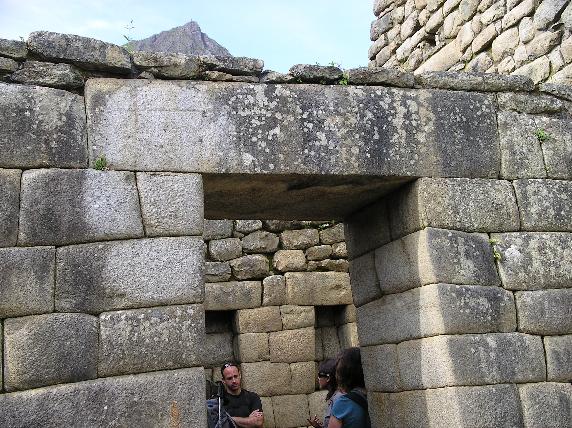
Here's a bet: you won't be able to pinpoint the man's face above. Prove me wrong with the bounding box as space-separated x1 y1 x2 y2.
222 365 241 394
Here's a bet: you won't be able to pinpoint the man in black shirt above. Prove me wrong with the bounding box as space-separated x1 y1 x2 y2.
221 362 264 428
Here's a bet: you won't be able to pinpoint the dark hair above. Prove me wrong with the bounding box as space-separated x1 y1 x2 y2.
220 362 239 377
335 347 365 391
318 359 338 400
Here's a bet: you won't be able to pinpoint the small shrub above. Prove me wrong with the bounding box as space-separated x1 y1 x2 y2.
94 156 108 171
535 128 550 143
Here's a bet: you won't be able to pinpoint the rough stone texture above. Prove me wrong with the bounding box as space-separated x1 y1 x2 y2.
320 326 342 359
234 306 282 333
545 335 572 382
272 249 306 272
516 289 572 334
203 219 233 240
514 179 572 231
306 245 333 260
375 228 499 294
204 332 234 366
415 41 463 73
540 82 572 101
536 116 572 180
497 92 565 114
204 281 261 310
0 57 18 73
19 169 143 246
10 61 84 89
85 80 500 182
242 230 279 253
271 394 310 428
235 220 263 233
285 272 352 305
98 304 205 376
208 238 242 261
0 247 55 318
269 328 315 363
335 304 357 324
371 384 524 427
357 283 516 346
280 229 319 250
280 305 315 330
289 361 316 394
361 344 400 392
132 51 201 79
234 333 269 362
28 31 131 73
260 71 296 83
397 333 545 389
346 67 415 87
338 322 359 348
308 390 328 426
0 169 21 247
0 83 87 169
0 368 207 427
230 254 270 279
262 275 286 306
56 237 203 313
199 55 264 77
331 242 347 258
519 383 572 428
241 361 291 396
136 172 203 237
289 64 343 83
492 232 572 290
0 38 27 59
319 223 345 244
260 396 275 428
389 178 519 237
415 71 533 91
205 261 232 282
3 313 98 391
344 198 391 259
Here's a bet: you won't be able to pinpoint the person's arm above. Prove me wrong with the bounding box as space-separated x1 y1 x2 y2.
307 415 323 428
328 416 343 428
231 409 264 428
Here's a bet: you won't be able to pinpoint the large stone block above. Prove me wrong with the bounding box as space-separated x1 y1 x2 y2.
357 283 516 346
519 383 572 428
280 305 315 330
285 272 352 305
514 179 572 231
98 304 205 376
320 326 342 359
234 306 282 333
205 281 261 310
262 275 286 306
234 333 269 362
242 230 279 253
260 396 275 428
3 313 98 391
280 229 319 250
397 333 545 389
230 255 270 279
361 344 400 392
208 238 242 261
136 172 203 237
516 289 572 334
289 361 316 394
338 322 359 349
371 384 524 427
375 228 500 295
205 261 231 282
0 368 207 427
269 327 315 363
204 332 234 366
19 169 144 246
308 390 328 427
56 237 203 313
0 169 20 247
491 232 572 290
273 250 306 272
545 335 572 382
319 223 345 244
0 83 87 169
0 247 55 318
271 395 310 428
241 361 291 396
534 114 572 179
348 252 382 307
203 219 233 240
344 198 391 259
389 178 520 238
10 61 84 90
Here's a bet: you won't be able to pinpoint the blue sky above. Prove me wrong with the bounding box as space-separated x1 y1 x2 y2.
0 0 373 72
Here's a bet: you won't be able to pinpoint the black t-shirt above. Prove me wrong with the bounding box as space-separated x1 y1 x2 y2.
224 389 262 418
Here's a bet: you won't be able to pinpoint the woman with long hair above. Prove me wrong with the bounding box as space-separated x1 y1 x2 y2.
308 359 343 428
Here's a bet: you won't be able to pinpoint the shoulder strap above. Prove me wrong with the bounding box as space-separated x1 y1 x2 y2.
344 391 368 411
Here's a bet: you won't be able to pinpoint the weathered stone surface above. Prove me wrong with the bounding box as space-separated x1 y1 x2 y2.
98 304 205 376
204 219 233 240
199 55 264 76
203 71 260 83
230 254 269 279
10 61 84 89
344 198 391 259
514 179 572 231
545 335 572 381
308 390 328 426
347 67 415 87
338 322 359 348
136 172 203 237
362 344 400 392
539 82 572 101
398 333 545 389
0 368 207 427
205 261 232 282
204 281 261 310
527 30 563 60
285 272 352 305
550 62 572 84
331 242 347 258
0 83 87 169
390 178 519 237
372 384 524 427
533 0 569 30
56 237 203 313
242 230 279 253
0 57 18 73
536 116 572 180
204 332 234 366
320 326 342 359
234 333 269 362
415 71 534 91
4 313 98 391
319 223 345 245
357 283 516 346
371 13 393 40
519 382 572 427
85 79 500 181
132 51 201 79
234 306 282 333
209 238 242 261
305 245 333 260
502 0 535 29
241 361 291 396
260 396 275 428
289 64 343 83
472 23 498 53
234 220 262 233
0 38 27 59
375 228 499 294
272 249 306 272
516 289 572 334
335 304 357 324
28 31 131 73
289 361 316 394
0 247 54 318
492 27 520 62
0 169 20 247
280 229 319 250
19 169 143 246
259 70 295 83
262 275 286 306
271 395 310 428
309 258 349 272
513 55 551 84
492 232 572 290
280 305 315 330
498 92 565 113
269 328 315 362
415 40 463 73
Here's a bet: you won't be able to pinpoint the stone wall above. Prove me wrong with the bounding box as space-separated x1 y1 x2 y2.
369 0 572 84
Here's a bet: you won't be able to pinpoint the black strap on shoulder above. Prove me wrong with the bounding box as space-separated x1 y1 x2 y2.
345 391 368 411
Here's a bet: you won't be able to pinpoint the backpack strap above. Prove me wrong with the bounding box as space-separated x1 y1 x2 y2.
345 391 368 411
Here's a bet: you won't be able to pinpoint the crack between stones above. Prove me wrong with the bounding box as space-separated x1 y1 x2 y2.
133 172 148 237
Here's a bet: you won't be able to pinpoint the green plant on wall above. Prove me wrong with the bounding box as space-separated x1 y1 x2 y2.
535 128 550 143
94 155 108 171
489 238 502 262
123 19 135 53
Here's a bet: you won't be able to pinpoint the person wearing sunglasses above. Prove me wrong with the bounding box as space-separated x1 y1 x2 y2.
308 359 343 428
220 362 264 428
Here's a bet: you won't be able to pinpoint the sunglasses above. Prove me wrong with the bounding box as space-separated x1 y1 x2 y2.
317 372 330 379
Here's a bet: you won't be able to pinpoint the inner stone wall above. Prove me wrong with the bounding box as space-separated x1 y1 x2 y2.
369 0 572 84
